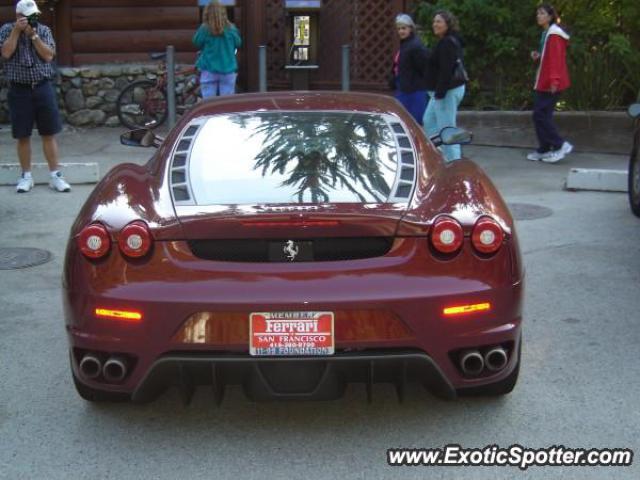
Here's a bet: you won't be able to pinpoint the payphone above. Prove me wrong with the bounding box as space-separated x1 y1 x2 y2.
284 0 321 89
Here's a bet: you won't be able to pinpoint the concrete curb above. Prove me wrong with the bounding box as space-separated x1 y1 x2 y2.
0 163 100 186
458 111 634 155
565 168 627 192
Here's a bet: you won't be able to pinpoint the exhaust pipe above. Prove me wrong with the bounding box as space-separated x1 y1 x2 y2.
459 350 484 376
79 354 102 380
103 356 128 383
484 347 508 372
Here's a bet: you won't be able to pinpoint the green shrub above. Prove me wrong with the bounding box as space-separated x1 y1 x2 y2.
414 0 640 110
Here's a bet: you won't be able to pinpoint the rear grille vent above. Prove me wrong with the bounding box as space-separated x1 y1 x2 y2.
170 121 204 206
389 123 417 201
188 237 394 263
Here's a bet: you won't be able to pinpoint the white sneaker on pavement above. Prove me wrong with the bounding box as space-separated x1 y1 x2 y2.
16 174 34 193
541 149 565 163
50 171 71 192
560 141 573 155
526 151 546 161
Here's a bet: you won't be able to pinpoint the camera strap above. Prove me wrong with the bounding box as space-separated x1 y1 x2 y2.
17 28 35 67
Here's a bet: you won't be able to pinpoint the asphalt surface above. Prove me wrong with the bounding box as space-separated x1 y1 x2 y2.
0 127 639 480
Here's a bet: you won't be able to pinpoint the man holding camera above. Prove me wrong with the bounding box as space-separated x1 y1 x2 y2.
0 0 70 193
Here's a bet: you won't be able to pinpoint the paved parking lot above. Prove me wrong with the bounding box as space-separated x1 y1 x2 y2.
1 127 639 479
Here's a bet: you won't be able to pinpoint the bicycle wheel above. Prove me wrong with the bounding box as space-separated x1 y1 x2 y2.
116 80 168 130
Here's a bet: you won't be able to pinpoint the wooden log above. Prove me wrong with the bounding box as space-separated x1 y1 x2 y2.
72 30 196 53
73 51 198 66
72 0 199 7
0 6 14 23
72 7 199 32
56 0 73 66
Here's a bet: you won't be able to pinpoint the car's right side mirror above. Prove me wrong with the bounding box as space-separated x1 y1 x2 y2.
430 127 473 147
627 103 640 119
120 129 163 148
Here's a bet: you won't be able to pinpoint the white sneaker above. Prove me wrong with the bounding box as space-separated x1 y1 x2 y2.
50 171 71 192
560 141 573 155
16 174 34 193
526 151 545 161
541 149 565 163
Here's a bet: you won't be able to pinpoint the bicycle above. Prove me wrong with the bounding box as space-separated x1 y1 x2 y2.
116 52 201 130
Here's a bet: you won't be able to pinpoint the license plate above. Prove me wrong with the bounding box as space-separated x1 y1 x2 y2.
250 311 334 356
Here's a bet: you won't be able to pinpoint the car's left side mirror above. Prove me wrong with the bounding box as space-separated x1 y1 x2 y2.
120 129 163 148
627 103 640 119
430 127 473 147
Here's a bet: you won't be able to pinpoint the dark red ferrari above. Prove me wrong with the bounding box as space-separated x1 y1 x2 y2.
63 92 524 404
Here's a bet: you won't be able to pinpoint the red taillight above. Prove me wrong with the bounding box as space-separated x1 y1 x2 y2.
431 217 464 254
118 221 153 258
78 223 111 259
472 217 504 254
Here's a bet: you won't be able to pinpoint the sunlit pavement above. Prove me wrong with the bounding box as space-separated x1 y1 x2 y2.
0 128 638 479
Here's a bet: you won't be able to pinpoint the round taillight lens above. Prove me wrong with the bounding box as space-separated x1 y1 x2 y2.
118 221 152 258
78 224 111 259
472 217 504 254
431 217 464 254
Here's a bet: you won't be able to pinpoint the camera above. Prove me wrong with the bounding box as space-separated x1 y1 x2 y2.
27 13 39 28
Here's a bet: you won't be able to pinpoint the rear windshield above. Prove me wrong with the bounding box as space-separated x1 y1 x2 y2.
183 112 410 205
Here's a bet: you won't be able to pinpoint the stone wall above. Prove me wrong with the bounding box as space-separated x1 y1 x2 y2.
0 65 197 127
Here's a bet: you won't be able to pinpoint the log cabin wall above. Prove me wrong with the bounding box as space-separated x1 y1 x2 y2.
67 0 201 65
1 0 413 93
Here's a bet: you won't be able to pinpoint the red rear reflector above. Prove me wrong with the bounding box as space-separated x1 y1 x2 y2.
431 217 464 254
95 308 142 321
242 220 340 228
443 303 491 316
472 217 504 254
118 221 153 258
78 223 111 259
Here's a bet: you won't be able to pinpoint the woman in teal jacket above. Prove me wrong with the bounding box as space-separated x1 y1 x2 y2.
193 1 242 98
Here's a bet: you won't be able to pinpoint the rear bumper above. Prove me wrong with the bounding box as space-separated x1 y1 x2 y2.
132 350 456 403
64 237 524 397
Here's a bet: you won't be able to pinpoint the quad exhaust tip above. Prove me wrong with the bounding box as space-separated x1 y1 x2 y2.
459 350 484 376
79 354 102 380
484 347 508 372
103 356 128 383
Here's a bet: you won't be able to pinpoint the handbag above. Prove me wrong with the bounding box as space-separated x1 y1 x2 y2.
450 36 469 83
452 58 469 83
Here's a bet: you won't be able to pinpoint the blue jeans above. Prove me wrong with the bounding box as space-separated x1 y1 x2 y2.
423 85 466 162
200 71 237 98
395 90 428 126
533 91 564 153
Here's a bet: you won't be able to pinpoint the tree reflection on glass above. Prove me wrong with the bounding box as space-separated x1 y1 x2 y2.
247 112 396 203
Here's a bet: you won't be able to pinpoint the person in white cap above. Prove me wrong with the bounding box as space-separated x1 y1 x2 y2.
0 0 70 193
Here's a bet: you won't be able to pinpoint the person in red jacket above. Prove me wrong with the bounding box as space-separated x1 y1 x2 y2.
527 4 573 163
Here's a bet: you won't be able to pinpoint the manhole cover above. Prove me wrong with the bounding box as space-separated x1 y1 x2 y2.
0 248 52 270
508 203 553 221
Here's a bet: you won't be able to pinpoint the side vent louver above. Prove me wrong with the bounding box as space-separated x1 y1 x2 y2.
389 122 417 202
169 121 203 205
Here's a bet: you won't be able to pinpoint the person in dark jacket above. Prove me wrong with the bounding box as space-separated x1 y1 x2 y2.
390 14 429 125
422 10 466 162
